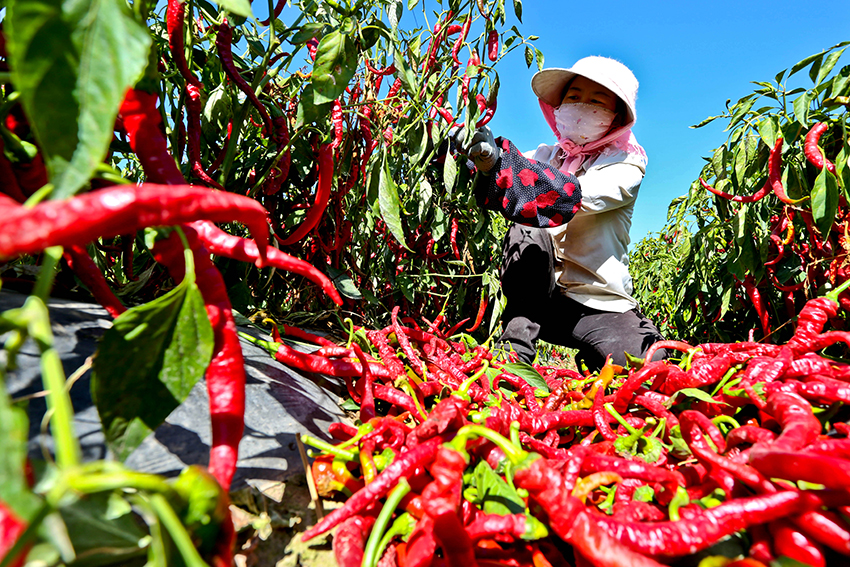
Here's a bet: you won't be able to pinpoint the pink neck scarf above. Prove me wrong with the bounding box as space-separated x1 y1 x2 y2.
539 100 646 175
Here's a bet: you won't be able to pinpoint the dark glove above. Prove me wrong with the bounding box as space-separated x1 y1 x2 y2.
449 126 500 173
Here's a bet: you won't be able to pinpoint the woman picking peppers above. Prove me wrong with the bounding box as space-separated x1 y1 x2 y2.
452 56 667 370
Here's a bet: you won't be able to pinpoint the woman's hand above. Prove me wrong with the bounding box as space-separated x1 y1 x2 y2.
449 126 500 173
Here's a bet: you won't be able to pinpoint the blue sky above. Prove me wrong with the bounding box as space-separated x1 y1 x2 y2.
268 0 850 244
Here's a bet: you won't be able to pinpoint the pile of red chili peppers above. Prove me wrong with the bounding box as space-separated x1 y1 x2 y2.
247 284 850 567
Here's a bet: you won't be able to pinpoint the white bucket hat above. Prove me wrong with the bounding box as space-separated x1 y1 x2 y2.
531 56 638 126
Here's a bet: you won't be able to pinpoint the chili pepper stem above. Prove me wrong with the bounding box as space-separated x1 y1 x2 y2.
300 433 357 461
237 330 279 355
450 423 528 465
604 402 639 436
26 296 81 469
826 278 850 303
149 493 208 567
32 246 63 302
361 478 411 567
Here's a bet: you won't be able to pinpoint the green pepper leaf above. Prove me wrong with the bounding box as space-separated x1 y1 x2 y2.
443 146 458 195
498 361 550 394
377 152 409 251
60 491 149 562
291 22 325 44
296 84 333 126
811 167 840 236
670 387 727 405
312 29 357 105
472 460 525 516
392 45 418 102
814 48 846 86
326 265 363 300
632 485 655 502
5 0 151 198
792 90 813 125
91 267 214 461
214 0 253 18
512 0 522 22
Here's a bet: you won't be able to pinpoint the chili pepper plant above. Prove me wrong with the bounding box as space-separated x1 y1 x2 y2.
631 42 850 346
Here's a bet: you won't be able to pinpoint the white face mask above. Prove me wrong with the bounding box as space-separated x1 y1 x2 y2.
553 103 616 145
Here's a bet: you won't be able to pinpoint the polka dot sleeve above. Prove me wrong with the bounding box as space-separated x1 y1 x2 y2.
475 138 582 228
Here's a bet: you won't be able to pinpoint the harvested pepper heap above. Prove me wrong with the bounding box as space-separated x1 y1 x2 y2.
246 284 850 567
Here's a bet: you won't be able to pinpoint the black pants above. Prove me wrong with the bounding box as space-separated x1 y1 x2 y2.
498 225 667 370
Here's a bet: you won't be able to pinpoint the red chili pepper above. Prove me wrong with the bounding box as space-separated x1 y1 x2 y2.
769 519 826 567
791 510 850 556
333 515 377 567
0 184 269 262
0 498 29 567
216 19 274 138
263 115 292 196
447 217 461 261
435 104 457 125
277 143 334 245
742 275 771 339
391 306 427 374
699 176 771 203
475 96 497 128
119 89 185 185
763 390 822 452
680 410 771 493
450 15 471 66
476 0 489 19
63 244 127 318
330 99 344 150
302 437 444 540
788 299 840 353
588 489 824 559
363 57 396 76
374 385 424 420
466 293 488 332
512 457 663 567
421 447 477 567
151 228 245 491
190 220 341 305
353 343 376 422
386 77 403 101
768 137 798 204
166 0 192 82
804 122 837 174
487 30 499 61
166 0 221 189
259 0 286 26
185 82 225 189
421 12 453 76
405 514 437 567
306 37 319 61
367 329 407 380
